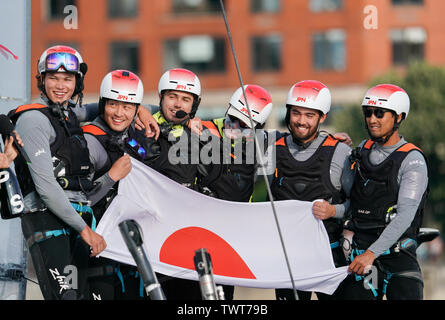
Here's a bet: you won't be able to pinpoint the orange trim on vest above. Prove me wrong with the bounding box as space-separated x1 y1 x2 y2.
364 140 374 150
321 136 338 147
275 137 286 146
397 143 422 153
82 124 107 136
202 121 221 138
15 103 47 114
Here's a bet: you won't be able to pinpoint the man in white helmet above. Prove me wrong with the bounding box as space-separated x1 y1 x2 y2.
81 69 160 300
199 84 274 203
137 67 204 300
8 45 158 300
151 68 203 188
271 80 354 300
342 84 428 300
197 84 275 300
8 45 107 299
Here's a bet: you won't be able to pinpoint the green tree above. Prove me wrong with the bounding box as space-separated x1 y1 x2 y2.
333 62 445 231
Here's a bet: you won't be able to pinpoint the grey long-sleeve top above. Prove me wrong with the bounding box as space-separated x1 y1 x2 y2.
15 99 104 232
356 138 429 257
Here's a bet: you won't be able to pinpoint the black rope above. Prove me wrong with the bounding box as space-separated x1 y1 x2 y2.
219 0 299 300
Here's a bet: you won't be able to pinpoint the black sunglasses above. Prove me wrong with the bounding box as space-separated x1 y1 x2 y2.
362 107 392 119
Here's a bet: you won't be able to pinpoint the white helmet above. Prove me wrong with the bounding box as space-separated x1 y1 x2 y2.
286 80 331 114
158 68 201 98
362 84 410 119
100 70 144 104
38 45 85 77
226 84 273 128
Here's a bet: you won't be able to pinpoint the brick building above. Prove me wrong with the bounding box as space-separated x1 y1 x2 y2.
31 0 445 121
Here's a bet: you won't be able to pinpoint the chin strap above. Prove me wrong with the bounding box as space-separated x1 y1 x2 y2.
366 117 402 145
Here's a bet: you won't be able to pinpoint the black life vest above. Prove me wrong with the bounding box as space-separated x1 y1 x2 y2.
152 111 198 188
81 120 160 179
199 118 256 202
81 120 157 222
348 139 428 249
270 134 345 241
8 103 93 197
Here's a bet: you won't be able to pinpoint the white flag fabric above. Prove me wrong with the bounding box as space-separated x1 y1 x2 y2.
96 158 349 295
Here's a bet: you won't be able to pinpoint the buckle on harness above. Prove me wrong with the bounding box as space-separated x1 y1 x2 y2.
393 238 417 253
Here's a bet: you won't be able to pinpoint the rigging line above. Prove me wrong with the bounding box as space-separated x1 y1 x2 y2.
218 0 298 300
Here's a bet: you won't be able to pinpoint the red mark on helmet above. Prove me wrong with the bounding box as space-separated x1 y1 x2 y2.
0 44 18 60
296 97 306 102
368 100 377 105
176 84 187 90
117 94 128 101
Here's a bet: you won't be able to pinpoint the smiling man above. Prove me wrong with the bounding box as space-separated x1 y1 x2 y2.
81 69 157 300
9 45 106 300
150 68 202 188
271 80 353 300
342 84 429 300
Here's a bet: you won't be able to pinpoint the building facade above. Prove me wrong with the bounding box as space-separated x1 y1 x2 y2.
31 0 445 117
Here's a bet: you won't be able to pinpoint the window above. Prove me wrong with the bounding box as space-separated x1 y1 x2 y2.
391 28 426 65
251 35 282 72
108 0 138 18
310 0 342 12
312 29 346 71
47 0 76 20
110 42 140 74
164 36 226 73
251 0 280 13
172 0 223 14
392 0 423 5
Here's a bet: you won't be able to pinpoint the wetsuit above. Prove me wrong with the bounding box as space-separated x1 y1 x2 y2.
10 98 107 300
82 116 158 300
271 133 353 300
341 137 428 300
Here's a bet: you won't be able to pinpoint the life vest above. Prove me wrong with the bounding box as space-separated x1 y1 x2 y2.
8 103 93 197
271 134 345 242
200 118 256 202
82 119 159 179
152 111 198 187
348 139 428 249
82 119 156 222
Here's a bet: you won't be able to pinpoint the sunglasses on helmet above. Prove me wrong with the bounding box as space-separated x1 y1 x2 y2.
127 138 147 159
362 107 392 119
45 52 79 73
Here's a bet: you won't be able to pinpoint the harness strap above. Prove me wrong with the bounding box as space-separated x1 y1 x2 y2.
350 238 421 297
115 266 125 293
70 202 97 231
87 265 115 278
330 241 340 249
26 229 70 248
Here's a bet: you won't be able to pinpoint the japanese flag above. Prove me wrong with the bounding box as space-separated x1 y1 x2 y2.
96 158 349 294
